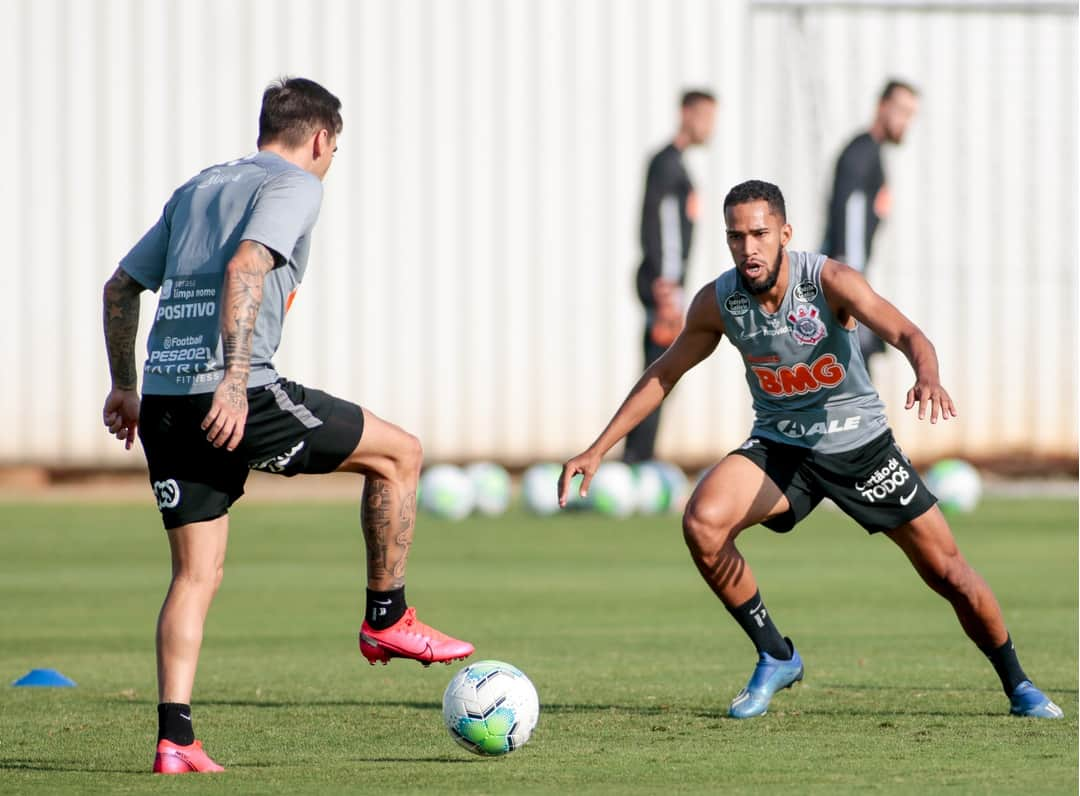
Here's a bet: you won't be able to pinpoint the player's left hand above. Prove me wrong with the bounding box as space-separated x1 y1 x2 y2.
102 387 141 450
558 451 601 508
905 379 957 424
202 377 249 450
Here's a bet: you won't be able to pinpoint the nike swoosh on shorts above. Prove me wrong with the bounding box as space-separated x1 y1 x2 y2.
900 486 919 506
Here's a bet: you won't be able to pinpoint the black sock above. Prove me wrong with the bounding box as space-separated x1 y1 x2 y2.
157 702 194 746
983 634 1028 695
365 587 406 629
727 590 791 660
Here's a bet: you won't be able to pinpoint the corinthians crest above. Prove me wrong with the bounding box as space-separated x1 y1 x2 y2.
787 304 827 345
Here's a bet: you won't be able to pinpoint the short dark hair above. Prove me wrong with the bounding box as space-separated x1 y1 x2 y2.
880 79 918 103
723 180 787 222
258 77 343 148
681 89 717 108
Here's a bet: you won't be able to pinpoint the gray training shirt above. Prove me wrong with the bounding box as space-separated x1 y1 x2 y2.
714 250 888 454
119 151 323 395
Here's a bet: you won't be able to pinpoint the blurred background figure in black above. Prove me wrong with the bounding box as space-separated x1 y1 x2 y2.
821 79 919 374
624 89 718 465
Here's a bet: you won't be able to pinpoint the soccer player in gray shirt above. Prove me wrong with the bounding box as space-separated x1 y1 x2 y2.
559 180 1061 722
102 77 474 774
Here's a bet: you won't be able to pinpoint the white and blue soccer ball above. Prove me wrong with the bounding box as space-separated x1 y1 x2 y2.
631 462 667 514
419 464 475 521
442 660 540 757
465 462 512 516
522 463 562 515
656 462 690 513
926 458 983 513
633 461 690 514
587 461 637 518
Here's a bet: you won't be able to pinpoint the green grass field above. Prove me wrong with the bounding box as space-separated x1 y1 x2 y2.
1 496 1076 794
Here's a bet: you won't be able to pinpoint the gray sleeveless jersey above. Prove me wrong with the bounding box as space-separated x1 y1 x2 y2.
119 151 323 395
714 250 887 453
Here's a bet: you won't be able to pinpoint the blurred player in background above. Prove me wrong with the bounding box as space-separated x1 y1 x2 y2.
561 180 1061 722
624 89 718 465
102 77 473 774
822 79 918 374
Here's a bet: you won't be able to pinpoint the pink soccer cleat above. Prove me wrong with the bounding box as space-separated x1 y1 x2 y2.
360 607 474 666
152 739 225 774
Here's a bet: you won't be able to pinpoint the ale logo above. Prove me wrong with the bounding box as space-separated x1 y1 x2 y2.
751 353 846 397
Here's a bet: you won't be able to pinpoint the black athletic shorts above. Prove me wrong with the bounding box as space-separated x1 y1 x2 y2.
138 379 365 529
729 429 937 534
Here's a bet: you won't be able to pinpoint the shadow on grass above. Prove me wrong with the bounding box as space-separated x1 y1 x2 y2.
226 758 476 767
813 682 1078 696
116 695 1074 722
345 757 478 764
692 707 1002 719
0 756 477 774
194 699 681 716
0 760 140 774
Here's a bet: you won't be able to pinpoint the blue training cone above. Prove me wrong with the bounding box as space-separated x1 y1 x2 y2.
12 668 77 687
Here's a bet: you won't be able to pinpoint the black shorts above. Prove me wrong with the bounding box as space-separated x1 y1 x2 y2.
729 430 937 534
138 379 365 529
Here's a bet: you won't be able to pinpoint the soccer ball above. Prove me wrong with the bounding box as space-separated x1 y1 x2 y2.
465 462 512 516
521 463 561 515
419 464 475 520
633 460 690 514
631 462 667 514
654 462 690 513
926 459 983 513
442 660 540 756
588 461 636 517
523 462 587 514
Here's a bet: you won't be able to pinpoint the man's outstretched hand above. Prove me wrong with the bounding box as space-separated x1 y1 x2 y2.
558 451 602 508
905 378 957 424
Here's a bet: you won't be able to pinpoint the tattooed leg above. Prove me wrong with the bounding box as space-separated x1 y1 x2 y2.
361 478 416 589
336 408 424 590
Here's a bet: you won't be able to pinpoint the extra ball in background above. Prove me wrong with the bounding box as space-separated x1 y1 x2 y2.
926 458 983 513
419 464 475 521
587 461 636 518
631 460 690 514
442 660 540 757
522 462 586 514
522 463 562 516
631 462 667 515
465 462 512 516
654 461 690 513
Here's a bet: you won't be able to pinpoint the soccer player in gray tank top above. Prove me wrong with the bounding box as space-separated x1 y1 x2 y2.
559 180 1061 721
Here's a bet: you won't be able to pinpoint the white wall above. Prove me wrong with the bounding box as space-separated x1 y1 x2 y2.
1 0 1075 466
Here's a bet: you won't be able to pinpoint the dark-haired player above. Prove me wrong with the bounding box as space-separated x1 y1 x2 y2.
625 89 718 464
560 179 1061 721
102 77 473 774
822 79 919 373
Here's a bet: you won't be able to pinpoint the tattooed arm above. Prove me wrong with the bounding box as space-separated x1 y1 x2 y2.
200 240 278 450
102 268 147 449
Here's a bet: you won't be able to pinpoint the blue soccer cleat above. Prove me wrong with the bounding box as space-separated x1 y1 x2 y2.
1009 681 1064 719
728 638 804 719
